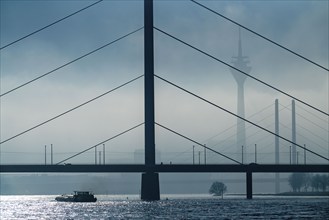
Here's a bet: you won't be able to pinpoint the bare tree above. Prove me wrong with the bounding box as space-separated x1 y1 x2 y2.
209 181 227 198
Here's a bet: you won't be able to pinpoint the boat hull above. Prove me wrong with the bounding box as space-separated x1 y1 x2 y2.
55 196 97 202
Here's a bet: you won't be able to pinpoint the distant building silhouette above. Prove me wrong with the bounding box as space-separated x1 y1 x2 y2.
230 29 251 162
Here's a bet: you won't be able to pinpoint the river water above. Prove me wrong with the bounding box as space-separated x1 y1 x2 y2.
1 194 328 219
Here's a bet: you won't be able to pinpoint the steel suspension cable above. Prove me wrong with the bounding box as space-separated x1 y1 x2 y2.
155 122 242 164
295 128 328 152
296 104 329 127
190 0 329 72
213 112 275 153
206 107 275 153
155 74 329 162
0 27 143 97
0 75 143 145
279 122 327 152
56 122 144 164
279 103 328 133
203 103 274 143
215 119 274 156
1 0 104 50
154 27 329 117
297 123 328 144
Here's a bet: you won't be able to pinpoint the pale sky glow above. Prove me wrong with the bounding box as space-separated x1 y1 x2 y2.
0 0 328 165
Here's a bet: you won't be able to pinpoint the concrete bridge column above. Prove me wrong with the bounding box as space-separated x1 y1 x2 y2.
246 171 253 199
141 172 160 200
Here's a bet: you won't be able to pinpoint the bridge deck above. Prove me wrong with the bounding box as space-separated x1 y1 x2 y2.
1 164 328 173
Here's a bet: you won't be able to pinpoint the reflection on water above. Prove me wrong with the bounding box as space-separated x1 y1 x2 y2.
1 195 328 219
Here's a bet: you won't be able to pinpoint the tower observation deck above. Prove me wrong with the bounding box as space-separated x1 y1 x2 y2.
230 29 252 162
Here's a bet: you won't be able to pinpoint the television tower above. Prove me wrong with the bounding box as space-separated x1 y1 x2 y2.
230 29 251 162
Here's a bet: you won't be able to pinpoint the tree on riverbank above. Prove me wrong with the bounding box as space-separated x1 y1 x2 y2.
288 173 329 192
288 173 305 192
209 181 227 198
311 174 329 192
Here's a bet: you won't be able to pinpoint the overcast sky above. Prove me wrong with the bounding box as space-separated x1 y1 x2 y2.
1 0 328 165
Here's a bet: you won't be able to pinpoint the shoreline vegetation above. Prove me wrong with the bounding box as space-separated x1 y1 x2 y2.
227 192 329 196
276 192 329 196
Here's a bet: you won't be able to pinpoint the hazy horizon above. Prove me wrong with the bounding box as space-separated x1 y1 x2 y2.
1 0 328 165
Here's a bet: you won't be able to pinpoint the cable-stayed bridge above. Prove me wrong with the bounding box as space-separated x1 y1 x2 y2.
1 0 328 200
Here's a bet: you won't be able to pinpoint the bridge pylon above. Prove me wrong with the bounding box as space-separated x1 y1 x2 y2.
141 0 160 200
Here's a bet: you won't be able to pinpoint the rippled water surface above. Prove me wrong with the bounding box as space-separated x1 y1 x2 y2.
1 195 328 219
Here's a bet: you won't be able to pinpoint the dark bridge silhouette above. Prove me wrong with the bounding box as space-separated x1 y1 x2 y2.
1 164 328 200
0 0 328 200
2 164 328 174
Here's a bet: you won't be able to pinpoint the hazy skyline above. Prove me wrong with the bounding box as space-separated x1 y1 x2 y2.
1 0 328 165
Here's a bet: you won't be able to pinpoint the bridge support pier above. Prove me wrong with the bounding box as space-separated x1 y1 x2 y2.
141 172 160 200
246 171 253 199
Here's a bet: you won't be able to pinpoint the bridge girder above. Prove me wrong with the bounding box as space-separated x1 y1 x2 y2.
1 164 328 173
